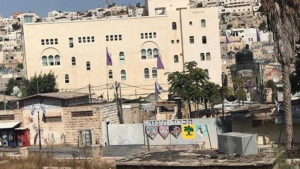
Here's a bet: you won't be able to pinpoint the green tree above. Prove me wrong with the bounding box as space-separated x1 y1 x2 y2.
167 61 209 117
232 77 247 106
258 20 267 31
5 78 21 96
202 82 220 116
261 0 300 149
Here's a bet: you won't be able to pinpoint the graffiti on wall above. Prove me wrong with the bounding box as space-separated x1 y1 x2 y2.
158 126 169 140
145 126 158 140
146 119 193 126
182 124 195 139
169 125 181 138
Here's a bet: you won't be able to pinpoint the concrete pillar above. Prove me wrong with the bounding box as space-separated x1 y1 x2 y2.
91 145 102 159
20 147 29 158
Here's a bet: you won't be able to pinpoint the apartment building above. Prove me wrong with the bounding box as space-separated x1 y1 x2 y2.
23 0 222 100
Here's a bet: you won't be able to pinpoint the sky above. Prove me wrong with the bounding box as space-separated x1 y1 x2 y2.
0 0 143 17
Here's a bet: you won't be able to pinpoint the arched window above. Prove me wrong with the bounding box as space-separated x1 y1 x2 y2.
202 36 207 44
174 55 179 63
119 52 125 63
147 49 152 59
206 52 211 60
48 55 54 66
108 70 113 79
152 67 157 78
153 48 158 58
86 61 91 70
201 19 206 27
71 57 76 66
65 74 69 83
204 69 209 76
172 22 177 30
200 53 205 61
42 56 48 66
55 55 60 65
141 49 146 59
121 70 126 80
144 68 149 79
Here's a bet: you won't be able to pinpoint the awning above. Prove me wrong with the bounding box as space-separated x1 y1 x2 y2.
0 122 21 129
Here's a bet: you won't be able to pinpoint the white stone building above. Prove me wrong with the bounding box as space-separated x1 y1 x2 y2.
23 0 222 100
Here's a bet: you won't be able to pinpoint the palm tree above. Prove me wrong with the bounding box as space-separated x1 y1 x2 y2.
261 0 300 149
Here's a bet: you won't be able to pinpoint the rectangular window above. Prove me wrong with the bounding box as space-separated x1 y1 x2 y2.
153 32 157 38
55 38 58 44
46 39 49 45
83 37 86 43
41 39 45 45
106 35 109 41
114 35 118 41
189 36 194 44
78 37 82 43
145 33 148 39
50 39 54 45
71 111 93 117
141 33 144 39
189 21 193 25
87 36 90 42
0 115 15 120
110 35 113 41
69 37 74 48
119 35 122 41
91 36 95 42
149 33 152 38
45 116 62 123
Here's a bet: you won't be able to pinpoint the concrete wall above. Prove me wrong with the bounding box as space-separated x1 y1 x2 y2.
108 123 145 145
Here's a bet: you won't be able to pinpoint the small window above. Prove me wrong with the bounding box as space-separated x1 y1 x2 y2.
189 21 193 25
152 67 157 78
55 55 60 65
141 33 144 39
171 40 174 44
121 70 126 80
172 22 177 30
141 49 146 59
72 57 76 66
45 116 62 123
206 52 211 60
110 35 113 41
119 35 122 41
65 74 69 83
119 52 125 63
46 39 49 45
145 33 148 39
42 56 47 66
204 69 209 76
202 36 207 44
55 38 58 44
71 111 93 117
109 70 113 79
200 53 205 61
91 36 95 42
83 37 86 43
174 55 179 63
201 19 206 27
153 48 158 58
87 36 90 42
78 37 82 43
149 33 152 38
69 37 74 48
50 39 54 45
176 39 180 43
114 35 118 41
153 32 157 38
41 39 45 45
144 68 150 79
106 35 109 41
147 49 152 59
48 55 54 66
189 36 194 44
86 61 91 70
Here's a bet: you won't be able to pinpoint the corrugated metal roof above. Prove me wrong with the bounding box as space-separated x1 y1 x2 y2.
0 94 20 102
20 92 89 100
0 122 21 129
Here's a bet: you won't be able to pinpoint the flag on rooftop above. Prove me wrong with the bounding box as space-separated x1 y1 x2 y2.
226 33 230 44
31 104 36 116
157 53 164 69
155 81 165 94
40 103 46 114
256 29 261 42
106 47 112 66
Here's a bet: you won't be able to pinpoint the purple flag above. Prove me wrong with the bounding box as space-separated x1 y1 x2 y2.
106 47 112 66
157 53 164 69
226 35 230 44
256 29 261 42
155 81 164 94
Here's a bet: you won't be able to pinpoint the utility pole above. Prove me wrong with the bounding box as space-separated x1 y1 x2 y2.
176 7 187 71
119 83 123 122
3 90 6 110
88 83 92 103
115 81 124 124
38 109 42 150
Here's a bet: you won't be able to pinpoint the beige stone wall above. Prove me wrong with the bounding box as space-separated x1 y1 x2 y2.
0 110 23 124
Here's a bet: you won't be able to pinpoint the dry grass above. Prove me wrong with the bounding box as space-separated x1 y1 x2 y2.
0 153 115 169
